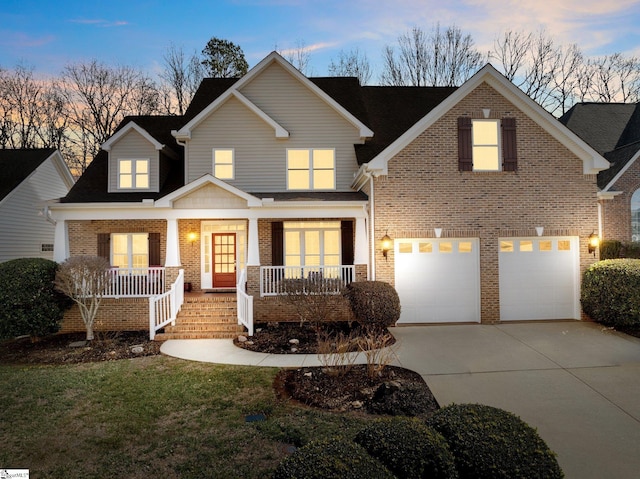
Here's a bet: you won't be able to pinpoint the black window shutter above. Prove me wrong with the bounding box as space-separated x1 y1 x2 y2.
341 220 354 265
149 232 161 266
458 117 473 171
97 233 110 262
502 118 518 171
271 222 284 266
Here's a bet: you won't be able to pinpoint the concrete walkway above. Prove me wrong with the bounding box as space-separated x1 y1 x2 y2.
161 321 640 479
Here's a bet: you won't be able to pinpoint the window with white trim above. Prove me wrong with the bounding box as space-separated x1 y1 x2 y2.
111 233 149 270
284 221 341 269
118 159 149 189
287 149 335 190
472 120 501 171
213 149 234 179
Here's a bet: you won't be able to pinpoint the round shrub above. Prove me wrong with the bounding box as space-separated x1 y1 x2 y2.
273 437 395 479
581 259 640 327
343 281 401 331
0 258 71 340
426 404 563 479
354 417 458 479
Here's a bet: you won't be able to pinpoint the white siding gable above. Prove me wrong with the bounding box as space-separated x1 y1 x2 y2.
173 183 248 209
0 157 72 262
108 129 160 192
186 61 365 192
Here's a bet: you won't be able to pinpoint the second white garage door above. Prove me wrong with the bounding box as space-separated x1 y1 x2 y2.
395 238 481 324
499 237 580 321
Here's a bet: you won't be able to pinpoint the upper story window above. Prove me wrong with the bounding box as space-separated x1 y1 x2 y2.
632 189 640 241
287 149 335 190
213 149 234 180
472 120 500 171
118 159 149 189
458 117 517 172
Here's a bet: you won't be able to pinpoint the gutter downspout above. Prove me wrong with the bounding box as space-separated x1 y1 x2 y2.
368 172 376 280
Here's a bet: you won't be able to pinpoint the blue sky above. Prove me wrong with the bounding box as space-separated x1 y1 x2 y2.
1 0 639 80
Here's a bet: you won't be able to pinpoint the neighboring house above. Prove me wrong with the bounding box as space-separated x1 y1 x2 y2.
0 148 75 263
559 103 640 242
47 52 609 338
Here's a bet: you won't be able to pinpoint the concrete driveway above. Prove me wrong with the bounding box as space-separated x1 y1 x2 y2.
162 320 640 478
390 321 640 479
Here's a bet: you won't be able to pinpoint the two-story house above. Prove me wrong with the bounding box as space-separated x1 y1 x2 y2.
48 52 608 339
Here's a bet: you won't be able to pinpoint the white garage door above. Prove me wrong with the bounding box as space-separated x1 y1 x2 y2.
395 238 480 324
499 237 579 321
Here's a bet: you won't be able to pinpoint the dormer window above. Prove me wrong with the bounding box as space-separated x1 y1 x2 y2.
118 159 149 189
287 149 335 190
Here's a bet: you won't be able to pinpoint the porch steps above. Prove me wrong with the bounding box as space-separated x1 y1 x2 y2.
153 294 245 341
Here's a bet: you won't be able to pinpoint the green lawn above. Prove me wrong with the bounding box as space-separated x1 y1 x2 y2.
0 356 370 478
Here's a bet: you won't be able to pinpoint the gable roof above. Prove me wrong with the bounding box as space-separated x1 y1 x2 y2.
0 148 74 202
360 64 609 180
155 174 263 207
559 103 640 190
174 52 374 141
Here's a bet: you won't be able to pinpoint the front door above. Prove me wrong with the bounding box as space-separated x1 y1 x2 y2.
212 233 236 288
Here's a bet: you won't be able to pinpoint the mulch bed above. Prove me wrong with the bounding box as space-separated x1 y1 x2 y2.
0 331 161 365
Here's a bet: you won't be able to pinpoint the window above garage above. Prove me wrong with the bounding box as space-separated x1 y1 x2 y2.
458 117 517 172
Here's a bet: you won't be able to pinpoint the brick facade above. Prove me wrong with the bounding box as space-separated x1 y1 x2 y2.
372 83 600 323
600 159 640 241
61 298 149 333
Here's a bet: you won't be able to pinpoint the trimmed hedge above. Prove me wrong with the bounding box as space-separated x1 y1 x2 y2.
599 240 640 259
343 281 401 331
426 404 563 479
273 437 395 479
0 258 71 340
581 259 640 327
354 417 458 479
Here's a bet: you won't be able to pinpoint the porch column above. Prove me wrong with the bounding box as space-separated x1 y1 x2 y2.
247 217 260 266
165 218 181 267
354 216 368 265
53 219 69 262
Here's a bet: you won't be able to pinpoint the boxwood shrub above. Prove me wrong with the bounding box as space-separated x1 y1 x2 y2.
426 404 563 479
354 417 458 479
581 259 640 327
0 258 71 340
273 437 395 479
599 240 640 259
343 281 401 332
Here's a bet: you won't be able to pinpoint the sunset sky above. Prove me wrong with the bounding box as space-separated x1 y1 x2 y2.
1 0 639 79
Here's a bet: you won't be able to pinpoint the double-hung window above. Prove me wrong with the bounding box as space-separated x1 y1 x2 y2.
632 189 640 241
111 233 149 271
458 117 517 172
118 159 149 189
287 149 335 190
213 149 234 179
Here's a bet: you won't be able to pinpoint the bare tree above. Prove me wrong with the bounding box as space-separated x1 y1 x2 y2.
551 43 583 115
55 256 110 341
160 43 205 115
380 24 483 87
328 48 372 84
277 39 313 76
58 60 160 173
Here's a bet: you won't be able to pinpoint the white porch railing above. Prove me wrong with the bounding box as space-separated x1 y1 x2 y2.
260 265 355 297
236 268 254 336
149 269 184 340
105 267 165 297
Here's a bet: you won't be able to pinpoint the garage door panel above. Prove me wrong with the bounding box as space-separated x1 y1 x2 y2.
499 237 579 321
395 238 480 324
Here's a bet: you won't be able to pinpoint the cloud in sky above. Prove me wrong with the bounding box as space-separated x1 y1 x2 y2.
0 31 56 49
68 18 129 28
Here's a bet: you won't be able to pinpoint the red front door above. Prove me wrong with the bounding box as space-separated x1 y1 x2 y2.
212 233 236 288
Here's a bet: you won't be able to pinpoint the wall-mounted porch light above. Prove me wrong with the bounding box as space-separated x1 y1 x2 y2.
187 231 198 244
588 232 600 256
381 233 393 260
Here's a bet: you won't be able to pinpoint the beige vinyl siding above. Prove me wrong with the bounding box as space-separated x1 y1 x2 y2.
108 130 159 192
186 62 363 192
0 159 71 262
